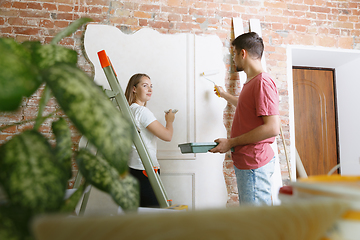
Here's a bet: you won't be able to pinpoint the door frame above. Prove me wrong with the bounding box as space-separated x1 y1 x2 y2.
292 66 340 174
287 46 360 179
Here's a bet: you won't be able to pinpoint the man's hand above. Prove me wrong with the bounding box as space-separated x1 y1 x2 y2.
209 138 232 153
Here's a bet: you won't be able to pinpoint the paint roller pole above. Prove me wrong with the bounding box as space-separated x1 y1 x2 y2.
280 125 293 182
200 70 220 97
97 50 170 208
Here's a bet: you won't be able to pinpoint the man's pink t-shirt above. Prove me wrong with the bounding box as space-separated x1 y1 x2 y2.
231 72 279 170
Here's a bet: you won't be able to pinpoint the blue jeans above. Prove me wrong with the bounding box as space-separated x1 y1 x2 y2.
234 157 275 206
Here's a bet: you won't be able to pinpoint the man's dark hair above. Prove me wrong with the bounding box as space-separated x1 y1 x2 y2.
231 32 264 59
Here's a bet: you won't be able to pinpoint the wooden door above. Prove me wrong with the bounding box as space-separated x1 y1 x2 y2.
293 68 338 176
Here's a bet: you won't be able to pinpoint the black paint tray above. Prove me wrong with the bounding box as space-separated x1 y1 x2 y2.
178 142 218 153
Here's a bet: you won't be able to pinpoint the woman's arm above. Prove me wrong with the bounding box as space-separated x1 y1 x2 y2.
146 111 176 142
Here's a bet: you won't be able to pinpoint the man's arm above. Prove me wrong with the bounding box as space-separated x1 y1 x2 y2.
215 85 238 106
209 115 280 153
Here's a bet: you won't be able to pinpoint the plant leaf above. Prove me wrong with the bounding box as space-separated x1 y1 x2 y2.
0 130 66 214
34 85 52 130
52 117 73 181
76 149 139 211
43 63 133 174
0 38 42 111
51 17 93 45
23 42 78 70
0 205 32 240
59 184 84 213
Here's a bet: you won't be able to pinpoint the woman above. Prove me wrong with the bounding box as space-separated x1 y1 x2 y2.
125 73 176 207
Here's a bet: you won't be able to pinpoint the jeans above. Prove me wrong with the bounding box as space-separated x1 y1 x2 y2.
234 157 275 206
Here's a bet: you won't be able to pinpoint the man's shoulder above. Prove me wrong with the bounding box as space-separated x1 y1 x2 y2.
257 72 276 86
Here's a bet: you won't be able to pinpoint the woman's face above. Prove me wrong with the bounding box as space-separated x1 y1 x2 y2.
134 76 152 105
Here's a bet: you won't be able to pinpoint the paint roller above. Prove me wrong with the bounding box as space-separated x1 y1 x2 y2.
200 70 220 97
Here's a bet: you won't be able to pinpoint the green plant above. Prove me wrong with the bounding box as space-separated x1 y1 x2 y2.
0 18 139 240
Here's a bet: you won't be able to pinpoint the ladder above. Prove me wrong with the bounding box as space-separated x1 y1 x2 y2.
74 50 171 214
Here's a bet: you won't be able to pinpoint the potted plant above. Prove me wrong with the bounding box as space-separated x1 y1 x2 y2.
0 18 139 240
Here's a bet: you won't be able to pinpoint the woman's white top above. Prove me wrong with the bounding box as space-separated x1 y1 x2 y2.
128 103 159 170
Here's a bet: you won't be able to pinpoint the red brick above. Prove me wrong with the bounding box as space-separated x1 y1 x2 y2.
195 17 207 24
217 10 236 18
0 9 20 17
339 36 353 49
88 6 103 14
264 1 287 9
208 17 219 25
59 37 75 46
189 8 206 17
289 17 311 26
134 11 152 19
85 0 109 6
333 22 354 29
39 19 55 28
27 2 42 10
17 122 35 131
182 15 192 23
318 27 329 34
0 0 12 8
194 1 206 9
329 28 340 35
338 15 349 22
162 6 188 14
56 13 75 21
74 5 87 13
148 20 172 29
123 2 139 11
232 5 245 13
8 17 24 26
220 3 232 12
309 6 331 14
19 9 49 18
287 4 309 11
315 35 336 47
114 8 131 17
167 0 182 7
349 16 359 22
295 25 307 33
13 26 40 35
0 124 17 133
58 4 73 12
168 13 181 22
124 17 138 26
15 35 32 42
139 4 160 12
12 1 27 9
54 20 70 28
265 15 288 24
43 3 57 11
0 134 14 144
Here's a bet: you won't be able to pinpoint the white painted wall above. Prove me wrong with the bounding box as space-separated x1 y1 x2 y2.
288 46 360 176
336 57 360 175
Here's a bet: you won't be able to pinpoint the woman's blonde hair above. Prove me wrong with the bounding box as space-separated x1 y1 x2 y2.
125 73 151 106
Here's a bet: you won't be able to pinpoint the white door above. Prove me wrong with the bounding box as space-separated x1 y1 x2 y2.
84 25 228 210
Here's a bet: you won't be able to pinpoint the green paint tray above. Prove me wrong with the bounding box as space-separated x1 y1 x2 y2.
178 142 218 153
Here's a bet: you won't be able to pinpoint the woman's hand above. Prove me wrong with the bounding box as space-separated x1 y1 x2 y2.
165 109 176 123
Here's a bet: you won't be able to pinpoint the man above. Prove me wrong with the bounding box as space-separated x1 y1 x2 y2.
210 32 280 206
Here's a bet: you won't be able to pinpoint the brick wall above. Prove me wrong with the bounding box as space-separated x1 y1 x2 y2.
1 0 359 206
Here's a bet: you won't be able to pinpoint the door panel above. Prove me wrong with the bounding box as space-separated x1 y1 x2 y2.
293 68 338 176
